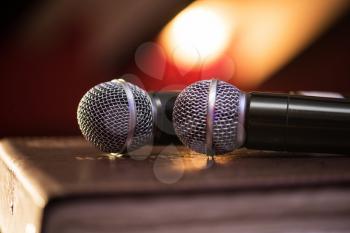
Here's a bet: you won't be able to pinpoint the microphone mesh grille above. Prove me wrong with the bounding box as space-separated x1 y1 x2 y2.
173 80 241 155
77 81 153 153
173 80 210 154
213 81 241 154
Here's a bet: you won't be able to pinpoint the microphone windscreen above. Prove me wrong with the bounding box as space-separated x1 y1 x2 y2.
173 80 242 155
77 80 153 153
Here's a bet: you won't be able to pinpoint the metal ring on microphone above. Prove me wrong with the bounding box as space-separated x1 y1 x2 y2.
236 92 246 148
206 79 218 155
112 79 136 152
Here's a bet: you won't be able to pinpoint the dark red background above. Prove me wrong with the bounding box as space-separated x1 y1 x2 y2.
0 3 349 138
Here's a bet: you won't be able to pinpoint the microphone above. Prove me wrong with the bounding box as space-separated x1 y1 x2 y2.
173 79 350 155
77 79 179 153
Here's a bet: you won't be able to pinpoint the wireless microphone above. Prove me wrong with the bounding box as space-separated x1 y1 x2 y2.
173 79 350 155
77 79 179 153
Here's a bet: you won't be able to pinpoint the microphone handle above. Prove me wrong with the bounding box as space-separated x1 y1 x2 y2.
149 91 181 145
245 92 350 154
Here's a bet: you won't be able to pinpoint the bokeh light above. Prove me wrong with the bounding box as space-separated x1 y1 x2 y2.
160 4 232 69
158 0 349 89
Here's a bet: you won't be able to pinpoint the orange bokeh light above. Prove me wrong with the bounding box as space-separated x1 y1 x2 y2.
159 0 349 89
159 4 234 69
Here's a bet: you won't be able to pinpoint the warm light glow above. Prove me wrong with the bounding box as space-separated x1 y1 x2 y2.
161 5 232 68
159 0 349 88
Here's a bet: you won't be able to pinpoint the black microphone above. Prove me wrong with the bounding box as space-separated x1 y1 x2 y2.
173 79 350 155
149 91 179 145
77 79 179 153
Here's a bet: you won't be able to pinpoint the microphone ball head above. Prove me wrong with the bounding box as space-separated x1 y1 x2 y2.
77 79 153 153
173 79 246 155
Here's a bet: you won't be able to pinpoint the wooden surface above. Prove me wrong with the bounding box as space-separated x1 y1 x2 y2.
1 137 350 233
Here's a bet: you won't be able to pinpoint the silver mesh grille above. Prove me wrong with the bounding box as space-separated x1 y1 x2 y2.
213 81 241 154
173 80 241 155
77 81 153 153
173 80 210 154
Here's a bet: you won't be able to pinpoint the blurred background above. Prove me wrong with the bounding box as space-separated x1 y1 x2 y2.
0 0 349 138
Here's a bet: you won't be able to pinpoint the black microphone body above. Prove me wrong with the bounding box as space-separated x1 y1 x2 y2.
246 92 350 154
149 91 180 145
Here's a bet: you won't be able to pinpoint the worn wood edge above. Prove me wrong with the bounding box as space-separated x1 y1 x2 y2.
0 150 44 233
0 139 63 207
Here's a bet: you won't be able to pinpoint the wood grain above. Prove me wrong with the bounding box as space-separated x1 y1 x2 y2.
1 137 350 233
